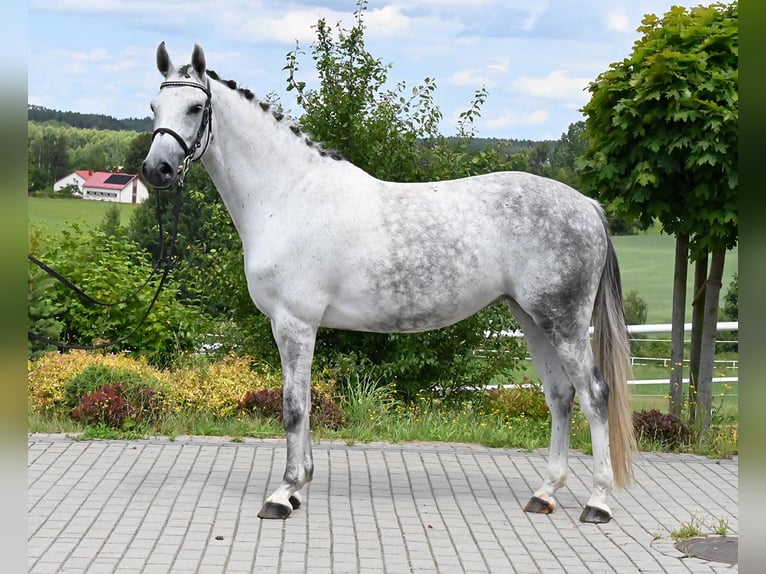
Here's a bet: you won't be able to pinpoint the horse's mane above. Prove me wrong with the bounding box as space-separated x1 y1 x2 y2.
205 69 344 162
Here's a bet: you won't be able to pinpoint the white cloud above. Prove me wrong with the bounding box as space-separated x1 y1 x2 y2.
448 59 508 87
59 48 109 61
486 109 549 130
607 12 630 32
366 5 410 38
512 69 590 102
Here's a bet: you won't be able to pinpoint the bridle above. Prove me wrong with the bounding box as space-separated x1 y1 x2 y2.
151 79 213 187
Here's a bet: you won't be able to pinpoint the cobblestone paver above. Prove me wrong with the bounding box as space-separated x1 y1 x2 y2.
28 435 738 573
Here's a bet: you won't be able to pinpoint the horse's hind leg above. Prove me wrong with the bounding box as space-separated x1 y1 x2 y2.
258 315 317 519
506 299 575 515
507 298 614 523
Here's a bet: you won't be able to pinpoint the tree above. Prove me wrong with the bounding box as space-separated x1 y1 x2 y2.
284 0 443 183
28 125 70 187
123 132 153 175
283 0 524 397
579 2 738 430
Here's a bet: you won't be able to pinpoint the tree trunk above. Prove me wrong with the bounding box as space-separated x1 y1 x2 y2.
688 256 708 425
696 247 726 433
669 234 689 417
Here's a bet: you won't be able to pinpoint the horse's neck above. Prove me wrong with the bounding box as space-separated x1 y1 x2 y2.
201 82 355 234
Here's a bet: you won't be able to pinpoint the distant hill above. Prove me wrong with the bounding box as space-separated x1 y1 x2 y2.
27 104 152 132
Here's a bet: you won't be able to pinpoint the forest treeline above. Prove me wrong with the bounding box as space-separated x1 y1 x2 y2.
28 104 153 132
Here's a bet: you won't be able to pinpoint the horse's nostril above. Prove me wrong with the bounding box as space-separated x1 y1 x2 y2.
159 162 174 179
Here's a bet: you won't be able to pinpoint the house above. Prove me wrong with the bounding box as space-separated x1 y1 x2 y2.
53 170 149 204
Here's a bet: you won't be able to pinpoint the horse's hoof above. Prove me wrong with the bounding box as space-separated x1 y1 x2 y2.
524 496 555 514
289 495 301 510
579 505 612 523
258 501 292 520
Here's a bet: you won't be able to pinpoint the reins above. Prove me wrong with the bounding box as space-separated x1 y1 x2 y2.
28 79 213 352
28 187 182 351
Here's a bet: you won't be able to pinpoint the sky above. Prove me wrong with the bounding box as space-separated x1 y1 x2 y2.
28 0 704 141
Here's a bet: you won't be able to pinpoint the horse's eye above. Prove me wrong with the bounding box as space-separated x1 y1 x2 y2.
190 104 204 114
149 103 155 113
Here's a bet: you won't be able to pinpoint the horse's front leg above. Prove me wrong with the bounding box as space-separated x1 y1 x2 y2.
258 316 317 519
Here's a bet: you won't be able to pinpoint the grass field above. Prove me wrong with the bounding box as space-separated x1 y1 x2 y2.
612 230 738 323
28 196 141 235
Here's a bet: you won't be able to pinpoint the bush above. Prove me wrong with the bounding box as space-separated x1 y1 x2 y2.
237 386 345 430
28 350 170 415
167 355 282 417
623 289 648 325
70 383 167 428
27 223 210 366
486 378 550 421
632 409 692 448
64 364 164 408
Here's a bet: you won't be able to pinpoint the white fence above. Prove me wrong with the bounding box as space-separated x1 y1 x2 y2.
624 322 738 386
497 321 738 388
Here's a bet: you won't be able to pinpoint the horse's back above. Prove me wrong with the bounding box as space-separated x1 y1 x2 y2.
306 170 608 333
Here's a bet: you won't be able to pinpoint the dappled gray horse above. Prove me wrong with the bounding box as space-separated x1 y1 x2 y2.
142 43 635 523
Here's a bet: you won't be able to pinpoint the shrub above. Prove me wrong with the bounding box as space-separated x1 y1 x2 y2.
27 222 209 365
623 289 648 325
632 409 692 448
167 355 281 417
237 386 345 430
486 378 550 421
64 364 164 408
28 350 170 415
70 383 166 428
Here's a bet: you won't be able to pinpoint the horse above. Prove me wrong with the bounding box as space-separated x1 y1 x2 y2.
142 43 636 523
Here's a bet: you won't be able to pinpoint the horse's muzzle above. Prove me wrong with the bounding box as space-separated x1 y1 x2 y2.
141 159 177 190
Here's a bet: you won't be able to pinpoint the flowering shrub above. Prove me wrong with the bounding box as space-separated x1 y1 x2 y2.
28 350 343 424
632 409 692 448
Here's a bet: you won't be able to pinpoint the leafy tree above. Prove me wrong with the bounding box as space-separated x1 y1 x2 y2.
123 132 153 175
28 125 70 186
282 0 524 397
579 2 738 428
284 0 443 183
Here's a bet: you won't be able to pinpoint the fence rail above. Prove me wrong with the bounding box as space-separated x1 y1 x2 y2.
492 322 738 388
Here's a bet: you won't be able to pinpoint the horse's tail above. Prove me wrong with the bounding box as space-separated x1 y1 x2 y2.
593 212 636 489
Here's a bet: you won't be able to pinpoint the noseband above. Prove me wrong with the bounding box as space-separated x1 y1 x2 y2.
152 80 213 185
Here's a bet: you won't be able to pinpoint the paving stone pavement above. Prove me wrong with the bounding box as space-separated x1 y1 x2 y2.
28 434 738 573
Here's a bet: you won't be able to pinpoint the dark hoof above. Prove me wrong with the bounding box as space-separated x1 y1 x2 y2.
524 496 555 514
579 505 612 523
289 495 301 510
258 501 292 520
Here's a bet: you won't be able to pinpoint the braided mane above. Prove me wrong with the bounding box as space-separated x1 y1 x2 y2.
205 69 344 161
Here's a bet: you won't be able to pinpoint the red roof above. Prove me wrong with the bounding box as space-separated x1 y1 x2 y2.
79 171 138 190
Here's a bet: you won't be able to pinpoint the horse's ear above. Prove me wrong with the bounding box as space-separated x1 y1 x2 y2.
157 41 172 77
192 44 206 79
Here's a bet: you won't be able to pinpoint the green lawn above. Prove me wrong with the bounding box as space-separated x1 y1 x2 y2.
612 230 738 323
27 196 140 235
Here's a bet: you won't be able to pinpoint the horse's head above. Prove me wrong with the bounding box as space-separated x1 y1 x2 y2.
141 42 212 189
